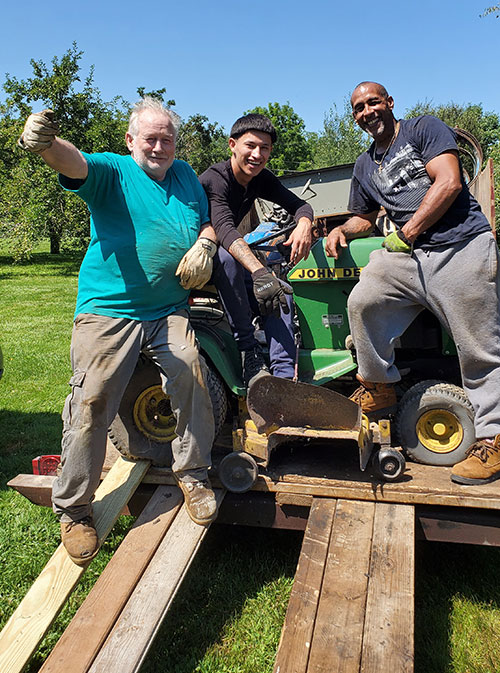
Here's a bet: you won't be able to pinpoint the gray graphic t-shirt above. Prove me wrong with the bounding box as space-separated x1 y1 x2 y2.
348 115 490 248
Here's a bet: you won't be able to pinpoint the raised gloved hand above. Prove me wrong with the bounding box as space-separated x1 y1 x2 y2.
175 237 217 290
251 268 292 317
18 109 59 153
382 229 412 253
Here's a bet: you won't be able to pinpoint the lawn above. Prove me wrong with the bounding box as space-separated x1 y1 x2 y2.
1 243 500 672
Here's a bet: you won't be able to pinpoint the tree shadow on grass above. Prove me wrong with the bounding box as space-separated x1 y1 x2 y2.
0 409 62 488
0 251 84 280
142 523 302 673
415 541 500 673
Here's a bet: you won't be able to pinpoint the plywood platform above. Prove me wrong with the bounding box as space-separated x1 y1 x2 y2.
11 440 500 516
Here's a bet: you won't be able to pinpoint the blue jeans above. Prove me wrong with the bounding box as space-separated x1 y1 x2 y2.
212 247 296 379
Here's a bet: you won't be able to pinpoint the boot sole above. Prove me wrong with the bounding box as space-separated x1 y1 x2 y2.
451 472 500 486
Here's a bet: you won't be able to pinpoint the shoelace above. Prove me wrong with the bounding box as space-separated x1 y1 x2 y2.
65 516 94 529
185 480 209 492
466 440 497 462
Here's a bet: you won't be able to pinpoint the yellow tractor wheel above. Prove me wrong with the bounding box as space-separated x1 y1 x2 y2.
108 355 227 463
395 380 475 466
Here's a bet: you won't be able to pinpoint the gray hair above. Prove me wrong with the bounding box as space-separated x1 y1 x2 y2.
128 96 181 138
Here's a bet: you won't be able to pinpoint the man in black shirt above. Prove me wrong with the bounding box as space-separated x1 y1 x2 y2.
200 114 314 385
326 81 500 485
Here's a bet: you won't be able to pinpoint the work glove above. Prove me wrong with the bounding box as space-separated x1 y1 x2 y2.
18 109 59 153
251 268 292 317
382 229 412 254
175 237 217 290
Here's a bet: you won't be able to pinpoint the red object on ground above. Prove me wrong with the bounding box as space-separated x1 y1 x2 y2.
32 455 61 476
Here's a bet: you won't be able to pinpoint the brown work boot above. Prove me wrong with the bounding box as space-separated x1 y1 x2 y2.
349 375 397 418
451 435 500 485
60 516 99 566
174 475 218 526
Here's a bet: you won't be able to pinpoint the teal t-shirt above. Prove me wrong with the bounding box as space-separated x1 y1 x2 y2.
60 153 209 320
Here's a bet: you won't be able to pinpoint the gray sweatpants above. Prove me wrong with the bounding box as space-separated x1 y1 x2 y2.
52 311 215 522
347 231 500 439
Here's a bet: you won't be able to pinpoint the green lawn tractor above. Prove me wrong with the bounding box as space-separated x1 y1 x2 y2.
108 231 475 491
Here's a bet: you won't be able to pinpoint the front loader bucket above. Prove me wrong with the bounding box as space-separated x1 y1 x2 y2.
247 375 362 435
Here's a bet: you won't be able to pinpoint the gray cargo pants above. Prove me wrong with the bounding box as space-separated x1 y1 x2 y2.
52 310 215 522
347 231 500 439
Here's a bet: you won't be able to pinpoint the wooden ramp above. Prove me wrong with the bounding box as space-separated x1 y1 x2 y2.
0 456 150 673
0 456 224 673
40 486 224 673
274 498 414 673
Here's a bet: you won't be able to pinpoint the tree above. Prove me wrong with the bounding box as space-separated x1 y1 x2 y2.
312 99 370 168
0 43 129 258
405 101 500 158
482 5 500 17
244 102 312 174
136 87 175 106
176 113 228 175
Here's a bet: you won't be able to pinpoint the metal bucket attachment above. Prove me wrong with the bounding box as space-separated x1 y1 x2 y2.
247 375 361 435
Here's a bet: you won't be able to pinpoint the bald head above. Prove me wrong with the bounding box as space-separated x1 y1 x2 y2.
351 82 390 107
350 82 396 146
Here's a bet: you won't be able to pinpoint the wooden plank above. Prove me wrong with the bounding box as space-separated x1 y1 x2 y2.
274 498 337 673
361 503 414 672
307 499 375 673
39 485 182 673
251 465 500 511
13 439 500 512
0 457 149 673
7 473 56 507
88 489 226 673
140 457 500 511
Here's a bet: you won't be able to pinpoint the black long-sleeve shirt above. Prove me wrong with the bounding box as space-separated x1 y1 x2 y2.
199 159 314 251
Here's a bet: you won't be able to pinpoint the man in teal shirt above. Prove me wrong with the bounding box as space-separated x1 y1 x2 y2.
19 97 219 565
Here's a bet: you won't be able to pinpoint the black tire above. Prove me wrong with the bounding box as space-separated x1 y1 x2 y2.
218 452 259 493
108 355 228 463
395 380 475 466
372 448 406 481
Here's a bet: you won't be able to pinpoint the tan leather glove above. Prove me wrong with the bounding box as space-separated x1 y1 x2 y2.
18 109 59 153
176 237 217 290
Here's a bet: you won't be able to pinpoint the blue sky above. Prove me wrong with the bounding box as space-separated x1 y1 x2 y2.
1 0 498 134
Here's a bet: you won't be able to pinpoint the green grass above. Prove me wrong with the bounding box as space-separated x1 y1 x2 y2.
2 243 500 672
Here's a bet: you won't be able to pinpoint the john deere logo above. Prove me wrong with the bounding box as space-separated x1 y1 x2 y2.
289 267 362 280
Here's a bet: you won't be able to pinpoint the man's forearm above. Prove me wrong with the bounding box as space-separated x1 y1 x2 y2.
228 238 264 273
339 214 376 238
40 138 88 179
401 179 461 242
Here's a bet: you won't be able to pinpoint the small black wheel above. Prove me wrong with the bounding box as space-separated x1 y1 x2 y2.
218 452 258 493
395 380 475 466
108 355 227 463
373 448 406 481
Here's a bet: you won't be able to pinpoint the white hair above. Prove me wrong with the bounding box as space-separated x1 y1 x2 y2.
128 96 181 138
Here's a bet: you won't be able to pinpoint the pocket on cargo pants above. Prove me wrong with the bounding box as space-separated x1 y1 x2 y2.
62 370 86 428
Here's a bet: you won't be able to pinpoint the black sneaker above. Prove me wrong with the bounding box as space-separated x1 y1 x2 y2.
242 345 270 387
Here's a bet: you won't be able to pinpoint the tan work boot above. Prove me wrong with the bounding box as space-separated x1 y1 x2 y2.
349 374 397 418
60 516 99 566
451 435 500 485
174 475 218 526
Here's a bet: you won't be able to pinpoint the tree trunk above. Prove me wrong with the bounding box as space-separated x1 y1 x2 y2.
49 232 60 254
